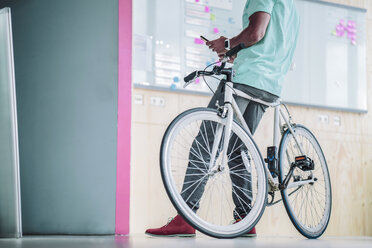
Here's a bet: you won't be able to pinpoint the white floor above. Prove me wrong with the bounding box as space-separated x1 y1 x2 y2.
1 234 372 248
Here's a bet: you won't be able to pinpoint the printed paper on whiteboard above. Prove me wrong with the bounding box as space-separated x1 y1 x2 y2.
209 0 233 10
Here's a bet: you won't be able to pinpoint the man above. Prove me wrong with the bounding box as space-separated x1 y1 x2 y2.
146 0 299 237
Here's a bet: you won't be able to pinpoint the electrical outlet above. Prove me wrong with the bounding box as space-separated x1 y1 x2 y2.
133 94 143 105
150 96 165 107
333 116 341 126
318 114 329 124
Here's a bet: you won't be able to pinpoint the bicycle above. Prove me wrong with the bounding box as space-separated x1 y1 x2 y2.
160 44 332 239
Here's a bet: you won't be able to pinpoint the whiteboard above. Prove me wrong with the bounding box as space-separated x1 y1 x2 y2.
282 0 367 112
132 0 246 93
132 0 367 112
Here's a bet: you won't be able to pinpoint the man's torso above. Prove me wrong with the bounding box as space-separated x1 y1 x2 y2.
232 0 300 97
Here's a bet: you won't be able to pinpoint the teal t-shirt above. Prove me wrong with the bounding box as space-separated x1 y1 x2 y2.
232 0 300 97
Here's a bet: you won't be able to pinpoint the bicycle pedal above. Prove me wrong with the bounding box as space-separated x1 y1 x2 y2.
294 155 314 171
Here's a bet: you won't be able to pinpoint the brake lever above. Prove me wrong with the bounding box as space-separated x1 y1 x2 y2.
183 71 198 88
183 80 193 88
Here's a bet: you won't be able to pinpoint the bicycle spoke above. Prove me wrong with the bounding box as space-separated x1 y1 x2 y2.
229 171 252 184
181 174 208 196
201 121 211 153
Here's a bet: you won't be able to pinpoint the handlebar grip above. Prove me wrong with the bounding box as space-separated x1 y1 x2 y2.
225 43 246 58
184 71 197 83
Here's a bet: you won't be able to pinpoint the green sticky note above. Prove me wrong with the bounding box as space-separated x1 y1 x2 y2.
210 14 215 21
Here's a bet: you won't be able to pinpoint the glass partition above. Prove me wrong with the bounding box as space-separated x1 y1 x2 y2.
0 7 22 238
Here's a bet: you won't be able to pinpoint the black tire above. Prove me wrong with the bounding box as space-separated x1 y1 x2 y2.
160 107 268 238
278 124 332 239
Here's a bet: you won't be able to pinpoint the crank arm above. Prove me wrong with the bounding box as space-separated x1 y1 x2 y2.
286 178 315 189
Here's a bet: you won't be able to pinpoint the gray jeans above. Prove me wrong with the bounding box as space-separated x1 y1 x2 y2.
180 82 278 219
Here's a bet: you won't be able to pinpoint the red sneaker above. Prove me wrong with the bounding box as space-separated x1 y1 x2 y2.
145 215 196 237
241 227 257 237
234 218 257 237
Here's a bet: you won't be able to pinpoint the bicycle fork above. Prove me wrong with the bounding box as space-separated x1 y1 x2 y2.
208 82 234 172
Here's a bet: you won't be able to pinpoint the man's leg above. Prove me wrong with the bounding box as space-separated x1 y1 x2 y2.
228 100 268 219
180 83 225 211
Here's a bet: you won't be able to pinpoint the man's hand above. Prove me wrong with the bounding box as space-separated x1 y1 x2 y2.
217 53 236 63
206 36 237 63
206 36 228 58
227 54 237 63
205 12 270 62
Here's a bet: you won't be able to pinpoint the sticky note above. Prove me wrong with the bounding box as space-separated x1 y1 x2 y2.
195 78 200 84
213 27 219 34
194 38 204 44
210 14 216 21
205 6 210 13
228 17 235 24
170 83 177 90
173 76 180 83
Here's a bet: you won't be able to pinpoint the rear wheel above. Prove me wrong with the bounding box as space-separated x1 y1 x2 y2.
160 108 267 238
279 125 332 239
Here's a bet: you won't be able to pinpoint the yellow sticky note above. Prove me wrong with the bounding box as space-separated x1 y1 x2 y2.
210 14 215 21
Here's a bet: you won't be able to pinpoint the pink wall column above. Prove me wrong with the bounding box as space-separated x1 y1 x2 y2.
116 0 132 235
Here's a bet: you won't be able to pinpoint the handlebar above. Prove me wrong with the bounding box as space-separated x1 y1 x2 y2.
184 43 246 83
183 71 197 83
225 43 246 59
183 70 216 83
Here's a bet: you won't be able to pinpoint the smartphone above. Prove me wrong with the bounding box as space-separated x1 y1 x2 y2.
200 35 209 42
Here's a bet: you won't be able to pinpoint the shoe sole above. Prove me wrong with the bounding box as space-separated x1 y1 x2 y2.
240 234 257 238
145 232 196 238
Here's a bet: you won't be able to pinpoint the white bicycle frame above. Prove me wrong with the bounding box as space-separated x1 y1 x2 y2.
209 81 313 191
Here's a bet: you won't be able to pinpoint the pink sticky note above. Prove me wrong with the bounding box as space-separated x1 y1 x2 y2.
213 27 219 34
205 6 210 13
348 20 356 27
348 32 356 39
336 29 344 37
195 0 200 2
194 38 204 45
336 23 345 37
195 78 200 84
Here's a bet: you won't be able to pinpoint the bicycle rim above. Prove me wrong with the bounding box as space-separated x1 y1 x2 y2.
160 108 267 238
279 125 332 238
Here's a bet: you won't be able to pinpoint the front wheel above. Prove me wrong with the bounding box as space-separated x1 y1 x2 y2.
278 124 332 239
160 108 267 238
